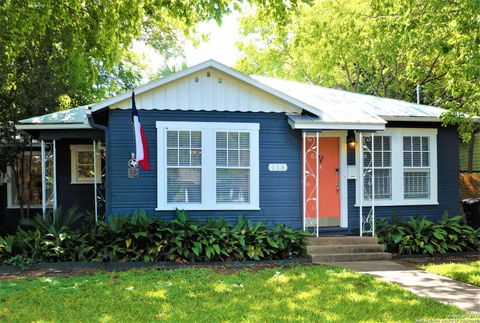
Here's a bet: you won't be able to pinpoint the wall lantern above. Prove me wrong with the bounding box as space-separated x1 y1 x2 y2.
347 130 356 149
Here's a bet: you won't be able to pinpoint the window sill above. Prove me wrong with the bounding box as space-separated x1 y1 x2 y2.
7 205 42 209
354 200 439 207
70 181 102 185
156 205 261 211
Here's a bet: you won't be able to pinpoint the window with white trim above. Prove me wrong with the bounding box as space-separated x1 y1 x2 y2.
363 135 392 200
403 136 430 199
70 145 101 184
357 128 437 206
157 122 259 210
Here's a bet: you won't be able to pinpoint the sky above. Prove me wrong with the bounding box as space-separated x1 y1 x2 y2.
133 13 241 81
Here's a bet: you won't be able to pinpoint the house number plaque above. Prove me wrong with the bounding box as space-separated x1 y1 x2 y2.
268 163 288 172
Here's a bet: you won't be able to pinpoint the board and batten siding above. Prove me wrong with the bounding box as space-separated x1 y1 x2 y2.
107 110 303 229
346 123 460 233
109 69 299 114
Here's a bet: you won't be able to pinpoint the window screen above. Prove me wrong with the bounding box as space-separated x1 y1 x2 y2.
363 136 392 200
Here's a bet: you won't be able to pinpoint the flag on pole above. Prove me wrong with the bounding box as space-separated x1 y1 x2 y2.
132 92 150 171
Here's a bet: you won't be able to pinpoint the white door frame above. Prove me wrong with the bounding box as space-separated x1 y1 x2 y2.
304 131 348 229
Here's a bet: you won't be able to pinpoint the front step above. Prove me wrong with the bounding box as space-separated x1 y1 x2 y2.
306 236 392 263
307 244 385 254
311 252 392 263
306 236 379 246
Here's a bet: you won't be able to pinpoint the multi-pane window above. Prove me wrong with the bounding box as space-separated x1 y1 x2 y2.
403 136 430 199
157 122 259 211
166 130 202 203
70 145 101 184
9 152 42 207
363 136 392 200
216 132 250 203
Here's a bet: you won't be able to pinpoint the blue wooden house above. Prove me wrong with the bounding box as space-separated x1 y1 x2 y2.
5 60 459 236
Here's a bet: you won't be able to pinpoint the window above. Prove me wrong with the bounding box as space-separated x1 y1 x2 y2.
216 132 250 203
70 145 101 184
157 122 259 210
7 151 42 208
356 128 437 206
166 131 202 203
403 136 430 199
363 136 392 200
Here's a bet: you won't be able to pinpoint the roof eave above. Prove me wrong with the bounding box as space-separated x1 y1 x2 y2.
16 124 92 130
288 119 386 131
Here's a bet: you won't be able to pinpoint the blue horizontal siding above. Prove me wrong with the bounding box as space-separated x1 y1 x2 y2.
107 110 303 229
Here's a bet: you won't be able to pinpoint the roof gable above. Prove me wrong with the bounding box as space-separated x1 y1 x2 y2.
92 60 318 116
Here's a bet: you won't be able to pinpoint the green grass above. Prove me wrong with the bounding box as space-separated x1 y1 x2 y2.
421 260 480 287
0 265 464 322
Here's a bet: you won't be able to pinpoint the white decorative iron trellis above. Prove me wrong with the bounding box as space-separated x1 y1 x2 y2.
41 140 57 217
93 140 106 222
359 132 375 236
303 131 320 237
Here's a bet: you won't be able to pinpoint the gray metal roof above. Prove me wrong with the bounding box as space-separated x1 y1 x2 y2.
17 105 91 130
251 76 446 122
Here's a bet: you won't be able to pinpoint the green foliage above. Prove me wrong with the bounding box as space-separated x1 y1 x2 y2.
422 261 480 287
0 208 309 264
236 0 480 141
376 214 480 255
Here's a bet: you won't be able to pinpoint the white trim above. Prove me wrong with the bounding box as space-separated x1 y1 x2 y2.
156 121 260 211
16 124 91 130
381 116 442 122
70 145 102 184
303 131 348 229
91 60 320 116
288 119 386 131
355 128 438 207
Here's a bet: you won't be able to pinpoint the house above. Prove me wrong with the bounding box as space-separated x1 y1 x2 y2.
3 60 459 236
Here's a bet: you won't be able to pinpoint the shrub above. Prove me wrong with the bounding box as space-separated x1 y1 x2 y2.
376 214 480 255
0 208 309 264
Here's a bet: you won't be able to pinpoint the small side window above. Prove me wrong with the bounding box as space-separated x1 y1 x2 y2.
70 145 101 184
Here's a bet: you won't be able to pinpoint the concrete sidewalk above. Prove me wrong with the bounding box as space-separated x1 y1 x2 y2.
327 260 480 313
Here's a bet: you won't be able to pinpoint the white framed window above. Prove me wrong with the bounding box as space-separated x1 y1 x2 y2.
356 128 437 206
363 135 392 200
70 145 101 184
156 121 260 211
7 151 42 208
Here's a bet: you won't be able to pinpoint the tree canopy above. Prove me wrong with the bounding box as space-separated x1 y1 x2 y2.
236 0 480 141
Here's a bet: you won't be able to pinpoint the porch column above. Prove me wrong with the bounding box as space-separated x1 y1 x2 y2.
41 139 57 217
93 140 106 222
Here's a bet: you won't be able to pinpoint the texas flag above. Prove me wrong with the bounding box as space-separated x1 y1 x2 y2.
132 92 151 171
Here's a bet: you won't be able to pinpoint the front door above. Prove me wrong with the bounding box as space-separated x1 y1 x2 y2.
304 135 341 228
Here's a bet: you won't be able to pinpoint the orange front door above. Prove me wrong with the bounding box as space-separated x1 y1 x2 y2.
304 136 341 227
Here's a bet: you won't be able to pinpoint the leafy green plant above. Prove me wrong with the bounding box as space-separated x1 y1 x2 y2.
377 214 480 255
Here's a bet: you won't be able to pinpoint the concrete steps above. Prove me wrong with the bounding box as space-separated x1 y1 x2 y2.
306 236 392 263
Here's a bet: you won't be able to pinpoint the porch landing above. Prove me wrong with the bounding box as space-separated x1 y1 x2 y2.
306 236 392 263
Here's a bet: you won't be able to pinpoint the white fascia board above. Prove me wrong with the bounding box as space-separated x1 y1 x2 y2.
91 60 319 116
16 124 92 130
288 119 386 131
381 116 442 122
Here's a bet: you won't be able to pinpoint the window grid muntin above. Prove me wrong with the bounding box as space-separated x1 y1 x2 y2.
403 136 431 199
166 130 202 203
363 136 392 200
216 131 251 203
76 150 95 179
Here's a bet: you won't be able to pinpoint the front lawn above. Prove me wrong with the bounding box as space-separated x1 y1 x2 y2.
0 265 463 322
421 260 480 287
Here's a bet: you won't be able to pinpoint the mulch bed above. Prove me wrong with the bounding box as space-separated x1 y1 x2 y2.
0 258 312 280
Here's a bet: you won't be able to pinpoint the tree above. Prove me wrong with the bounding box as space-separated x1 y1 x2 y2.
236 0 480 141
0 0 303 216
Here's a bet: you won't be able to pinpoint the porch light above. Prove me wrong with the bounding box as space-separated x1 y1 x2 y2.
347 131 356 149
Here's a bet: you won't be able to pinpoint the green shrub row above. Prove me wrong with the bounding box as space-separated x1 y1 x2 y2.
376 214 480 255
0 208 309 265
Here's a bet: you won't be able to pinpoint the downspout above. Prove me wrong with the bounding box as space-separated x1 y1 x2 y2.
86 108 110 218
